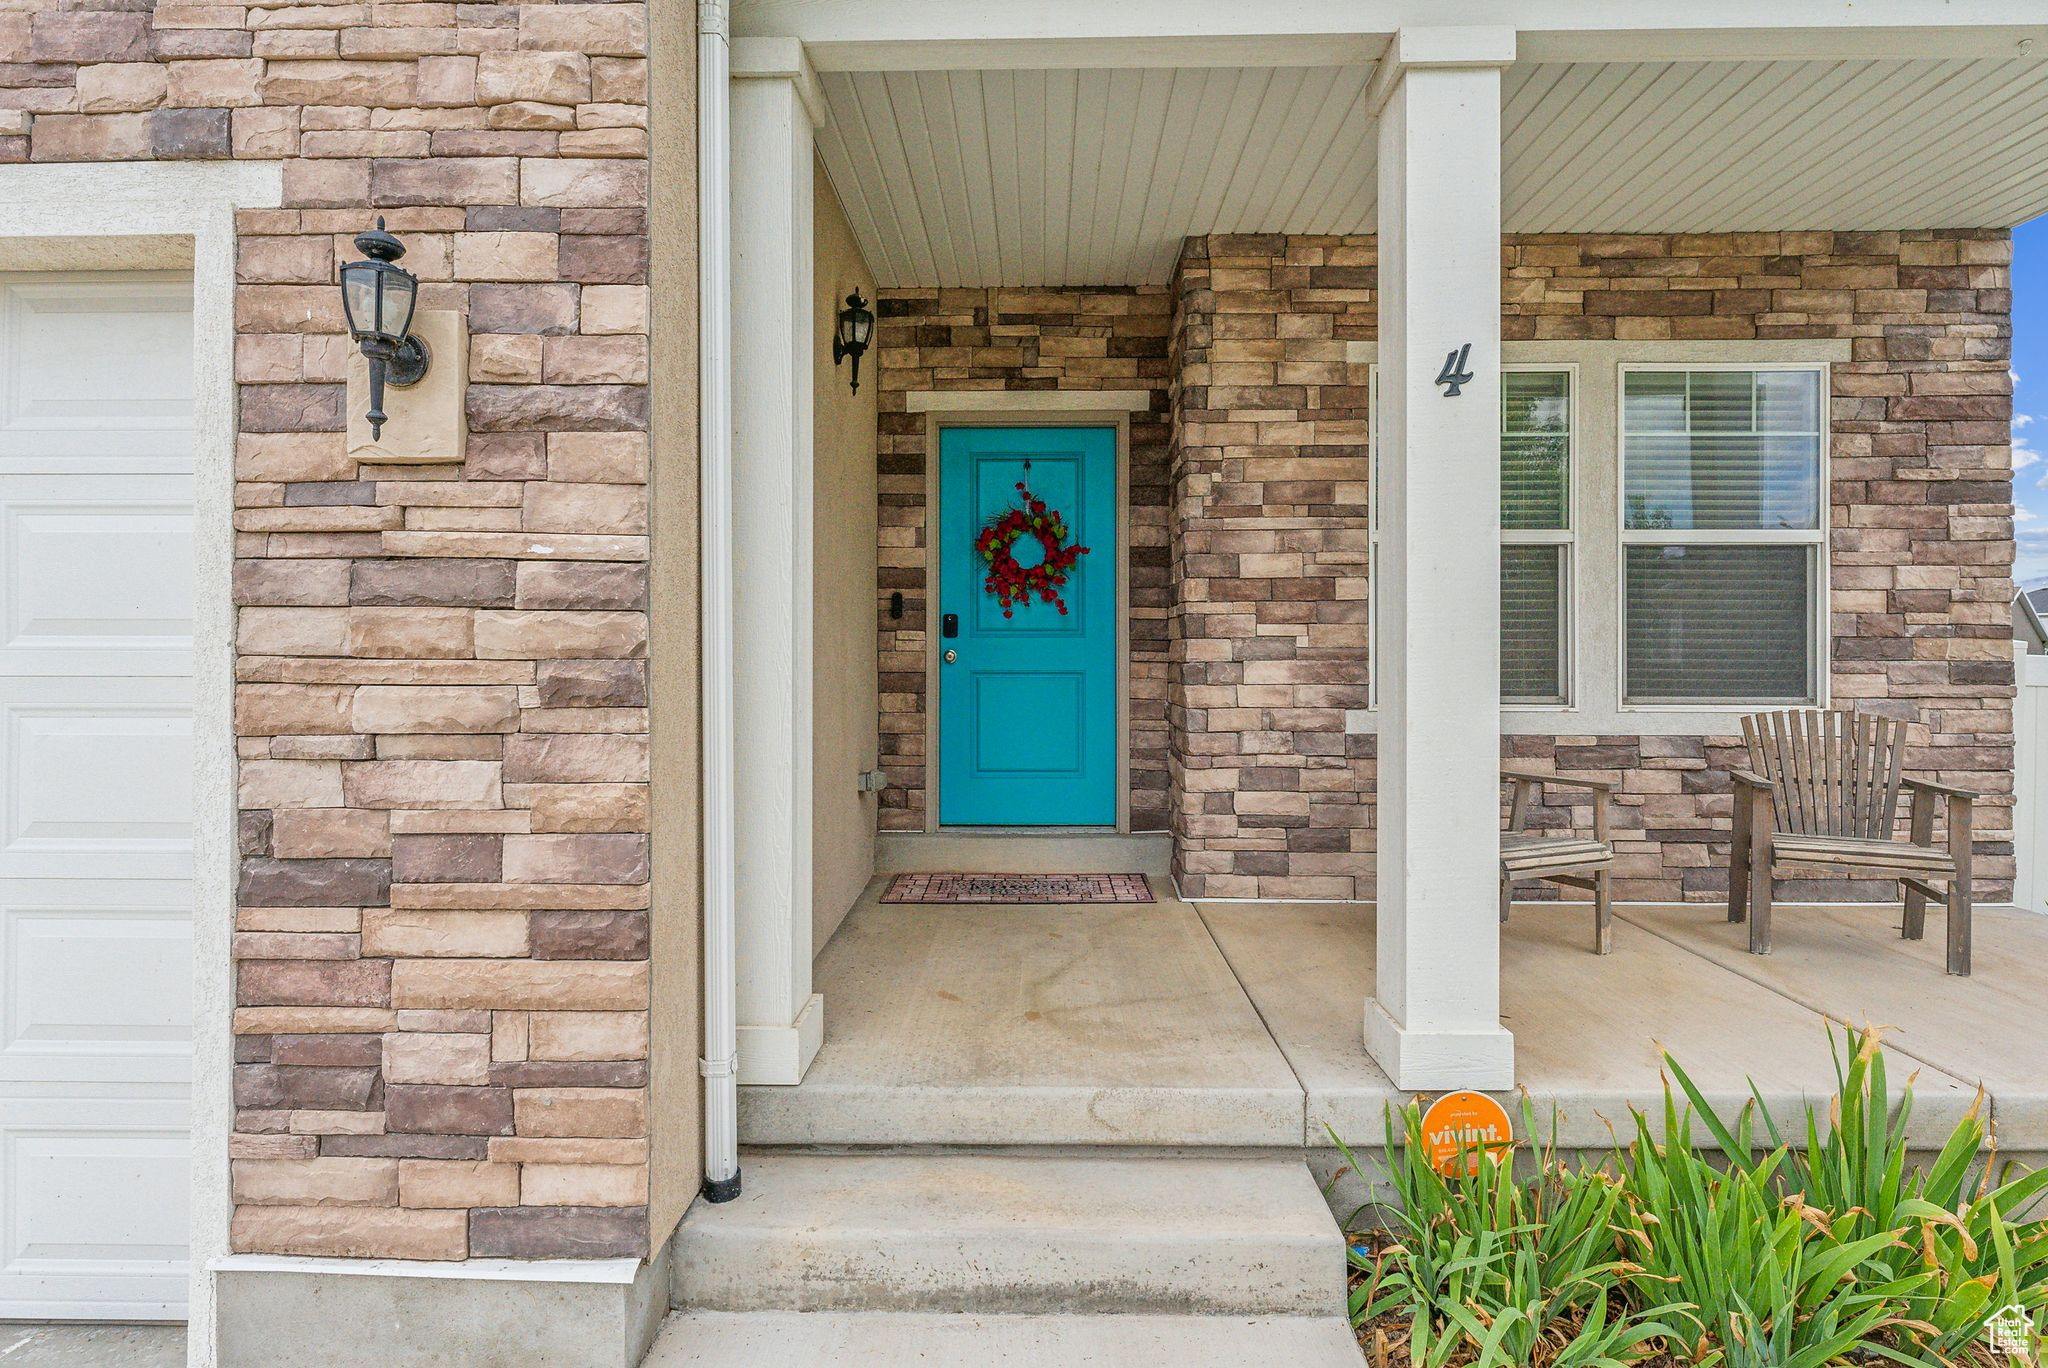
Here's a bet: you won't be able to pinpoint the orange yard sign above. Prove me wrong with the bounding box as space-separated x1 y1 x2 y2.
1419 1091 1515 1174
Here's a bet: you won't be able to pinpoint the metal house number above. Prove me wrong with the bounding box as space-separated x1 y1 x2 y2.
1435 343 1475 397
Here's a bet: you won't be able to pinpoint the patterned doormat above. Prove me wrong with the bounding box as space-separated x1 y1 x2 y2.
881 872 1154 905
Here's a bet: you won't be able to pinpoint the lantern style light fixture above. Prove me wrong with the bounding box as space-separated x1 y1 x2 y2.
832 289 874 394
339 218 431 440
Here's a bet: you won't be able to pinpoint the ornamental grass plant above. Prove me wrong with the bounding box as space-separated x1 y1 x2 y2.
1341 1028 2048 1367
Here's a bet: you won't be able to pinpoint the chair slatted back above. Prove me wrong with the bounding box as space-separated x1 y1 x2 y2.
1740 709 1906 839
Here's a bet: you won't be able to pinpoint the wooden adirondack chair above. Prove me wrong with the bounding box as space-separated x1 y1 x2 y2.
1728 709 1976 975
1501 769 1615 954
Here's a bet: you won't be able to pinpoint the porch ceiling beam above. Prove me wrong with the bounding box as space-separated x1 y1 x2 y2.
735 0 2046 70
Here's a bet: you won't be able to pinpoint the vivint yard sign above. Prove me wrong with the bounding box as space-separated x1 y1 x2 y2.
1420 1091 1514 1175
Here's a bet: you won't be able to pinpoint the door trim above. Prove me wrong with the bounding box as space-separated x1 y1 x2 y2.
0 160 284 1357
907 388 1153 414
922 411 1131 834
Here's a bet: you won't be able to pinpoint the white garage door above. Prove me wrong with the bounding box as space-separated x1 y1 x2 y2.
0 274 195 1320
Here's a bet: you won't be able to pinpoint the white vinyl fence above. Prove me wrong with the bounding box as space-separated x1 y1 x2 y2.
2012 643 2048 913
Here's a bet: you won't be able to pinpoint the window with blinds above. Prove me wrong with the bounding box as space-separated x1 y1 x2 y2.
1620 367 1825 705
1502 369 1571 703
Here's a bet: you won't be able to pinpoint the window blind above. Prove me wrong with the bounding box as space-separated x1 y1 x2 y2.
1502 545 1565 703
1503 370 1569 531
1621 368 1823 705
1623 371 1821 532
1624 545 1812 702
1501 369 1570 702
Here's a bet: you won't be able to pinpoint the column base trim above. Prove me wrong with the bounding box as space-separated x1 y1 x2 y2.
213 1237 671 1368
210 1252 645 1283
737 992 823 1084
1365 998 1515 1091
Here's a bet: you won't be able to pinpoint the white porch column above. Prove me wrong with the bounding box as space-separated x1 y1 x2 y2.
1364 27 1518 1091
729 38 824 1084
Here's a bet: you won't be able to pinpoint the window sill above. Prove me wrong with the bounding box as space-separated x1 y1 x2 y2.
1345 707 1788 738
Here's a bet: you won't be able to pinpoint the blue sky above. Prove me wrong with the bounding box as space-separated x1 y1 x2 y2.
2012 215 2046 585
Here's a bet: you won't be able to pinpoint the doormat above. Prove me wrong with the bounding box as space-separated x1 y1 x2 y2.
881 873 1154 905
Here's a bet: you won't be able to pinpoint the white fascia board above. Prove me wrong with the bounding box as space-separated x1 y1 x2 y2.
734 0 2046 69
1516 20 2046 62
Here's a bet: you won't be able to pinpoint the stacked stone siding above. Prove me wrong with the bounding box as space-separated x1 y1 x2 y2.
873 287 1173 831
1168 236 1375 897
1169 230 2015 903
5 4 661 1259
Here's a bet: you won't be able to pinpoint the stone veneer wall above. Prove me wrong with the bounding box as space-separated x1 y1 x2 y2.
2 5 666 1259
1170 231 2016 903
1168 238 1374 895
874 287 1173 831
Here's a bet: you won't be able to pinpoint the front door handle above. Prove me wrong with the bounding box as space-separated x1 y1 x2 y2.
943 649 957 664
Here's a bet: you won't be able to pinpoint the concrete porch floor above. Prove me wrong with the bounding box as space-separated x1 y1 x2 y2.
742 878 2046 1158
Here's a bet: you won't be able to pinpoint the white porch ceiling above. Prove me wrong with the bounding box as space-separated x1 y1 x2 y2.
814 58 2048 288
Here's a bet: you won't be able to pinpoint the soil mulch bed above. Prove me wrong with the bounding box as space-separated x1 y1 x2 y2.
1347 1230 1687 1367
1351 1311 1687 1368
1343 1233 1983 1367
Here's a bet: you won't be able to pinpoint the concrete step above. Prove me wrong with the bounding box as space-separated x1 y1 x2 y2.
671 1152 1347 1317
645 1311 1364 1366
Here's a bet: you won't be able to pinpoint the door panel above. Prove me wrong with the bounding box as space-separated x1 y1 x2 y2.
0 274 193 1320
0 481 196 677
937 426 1116 827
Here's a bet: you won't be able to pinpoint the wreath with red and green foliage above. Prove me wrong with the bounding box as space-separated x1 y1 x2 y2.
975 481 1090 618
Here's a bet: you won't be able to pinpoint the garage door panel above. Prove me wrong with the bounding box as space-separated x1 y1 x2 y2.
0 479 194 678
0 1108 189 1320
0 273 193 1321
1 894 193 1080
0 277 193 467
0 701 193 880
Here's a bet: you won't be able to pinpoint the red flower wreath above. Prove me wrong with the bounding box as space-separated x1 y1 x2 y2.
975 481 1090 618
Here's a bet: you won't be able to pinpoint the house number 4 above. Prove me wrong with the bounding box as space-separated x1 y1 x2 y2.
1435 343 1475 397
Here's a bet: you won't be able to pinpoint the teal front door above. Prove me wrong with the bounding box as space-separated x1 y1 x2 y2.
937 425 1117 827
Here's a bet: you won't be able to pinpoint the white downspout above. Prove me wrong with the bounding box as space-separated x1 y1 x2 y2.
697 0 740 1202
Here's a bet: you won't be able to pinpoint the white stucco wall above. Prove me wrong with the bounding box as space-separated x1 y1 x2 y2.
811 161 880 953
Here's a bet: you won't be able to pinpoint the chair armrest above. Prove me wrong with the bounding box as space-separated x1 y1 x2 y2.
1730 767 1776 856
1500 767 1614 794
1901 776 1979 802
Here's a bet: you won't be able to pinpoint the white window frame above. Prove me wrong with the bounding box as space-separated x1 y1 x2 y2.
1367 362 1578 709
1346 339 1847 738
1614 361 1831 711
1500 362 1577 708
1368 363 1377 711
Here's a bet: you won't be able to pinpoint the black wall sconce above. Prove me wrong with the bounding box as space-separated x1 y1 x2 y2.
832 288 874 394
339 218 432 439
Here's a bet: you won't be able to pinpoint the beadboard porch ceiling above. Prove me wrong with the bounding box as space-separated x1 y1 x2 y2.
814 58 2048 288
